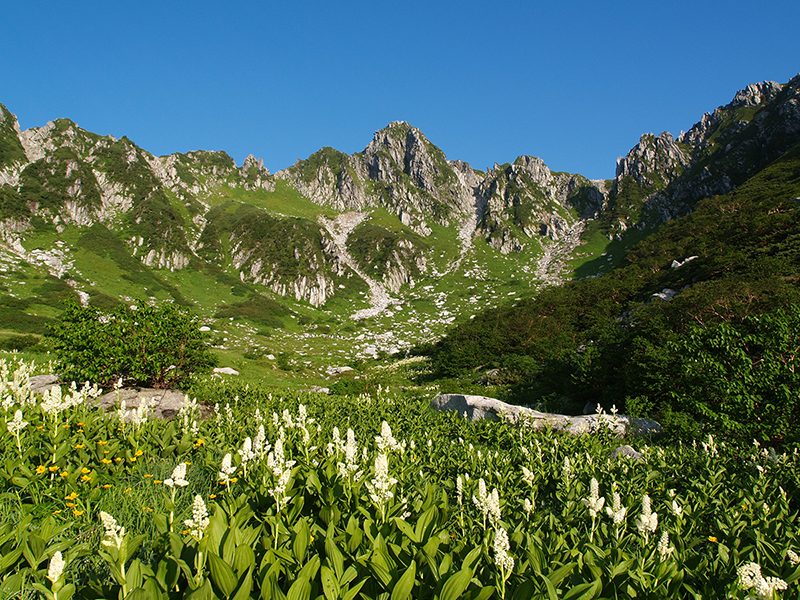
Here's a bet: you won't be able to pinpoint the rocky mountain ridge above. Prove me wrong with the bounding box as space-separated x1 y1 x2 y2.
0 72 798 313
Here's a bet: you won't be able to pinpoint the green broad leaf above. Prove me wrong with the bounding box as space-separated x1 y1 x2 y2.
390 560 416 600
347 527 363 554
321 565 341 600
57 582 76 600
293 519 310 563
125 534 148 563
186 579 214 600
306 469 322 494
370 552 394 587
461 547 482 571
439 567 472 600
473 586 495 600
23 534 45 568
562 579 602 600
541 573 559 600
9 476 29 487
414 506 438 543
223 528 238 565
208 551 238 598
286 575 311 600
30 582 53 600
392 518 419 544
610 558 635 578
297 554 321 583
341 578 367 600
231 565 254 600
153 513 168 535
0 547 22 572
126 558 144 590
547 562 576 587
125 589 152 600
325 534 345 581
340 565 359 586
156 556 180 591
234 544 257 576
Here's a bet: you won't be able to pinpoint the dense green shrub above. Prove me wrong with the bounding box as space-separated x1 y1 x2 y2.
48 299 217 388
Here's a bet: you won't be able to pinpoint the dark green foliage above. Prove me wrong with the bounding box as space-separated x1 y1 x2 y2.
0 184 29 221
427 141 800 443
346 223 427 280
77 224 191 306
48 299 217 388
296 147 352 184
0 333 41 352
0 104 26 168
18 152 102 214
663 307 800 441
213 294 290 329
0 296 55 334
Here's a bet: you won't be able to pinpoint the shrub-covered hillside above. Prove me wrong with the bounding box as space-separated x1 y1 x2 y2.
427 142 800 443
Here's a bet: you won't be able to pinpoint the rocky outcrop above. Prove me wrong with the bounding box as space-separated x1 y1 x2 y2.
610 75 800 230
430 393 662 437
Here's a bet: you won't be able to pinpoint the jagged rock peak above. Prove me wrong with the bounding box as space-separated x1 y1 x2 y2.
727 80 783 110
242 153 269 175
615 132 690 185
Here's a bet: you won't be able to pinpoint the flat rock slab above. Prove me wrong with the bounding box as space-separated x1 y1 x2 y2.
430 394 662 437
93 388 201 421
28 374 60 394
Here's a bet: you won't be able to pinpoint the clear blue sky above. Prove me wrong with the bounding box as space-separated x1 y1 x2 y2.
2 1 798 180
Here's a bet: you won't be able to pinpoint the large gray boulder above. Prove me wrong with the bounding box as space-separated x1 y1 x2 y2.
93 388 196 421
430 394 662 437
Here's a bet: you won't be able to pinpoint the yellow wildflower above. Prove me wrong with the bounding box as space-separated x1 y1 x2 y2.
36 465 46 475
143 506 153 512
154 480 163 484
135 450 143 457
60 472 68 478
48 466 59 472
81 468 90 474
98 441 108 446
143 474 153 478
80 475 91 482
130 457 137 462
66 503 76 508
102 484 112 489
708 536 718 543
52 510 62 514
72 510 84 517
114 457 123 462
101 459 112 465
123 487 131 493
66 492 78 500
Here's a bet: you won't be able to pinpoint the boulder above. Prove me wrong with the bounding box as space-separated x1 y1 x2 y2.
93 387 199 420
610 445 645 461
430 394 662 437
213 367 240 376
28 374 60 394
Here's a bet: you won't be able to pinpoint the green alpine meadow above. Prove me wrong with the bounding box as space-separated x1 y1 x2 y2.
0 71 799 598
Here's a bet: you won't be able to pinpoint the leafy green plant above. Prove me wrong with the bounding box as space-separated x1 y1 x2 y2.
48 299 217 388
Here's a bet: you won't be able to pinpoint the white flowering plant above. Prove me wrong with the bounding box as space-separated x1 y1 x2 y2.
1 372 799 598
